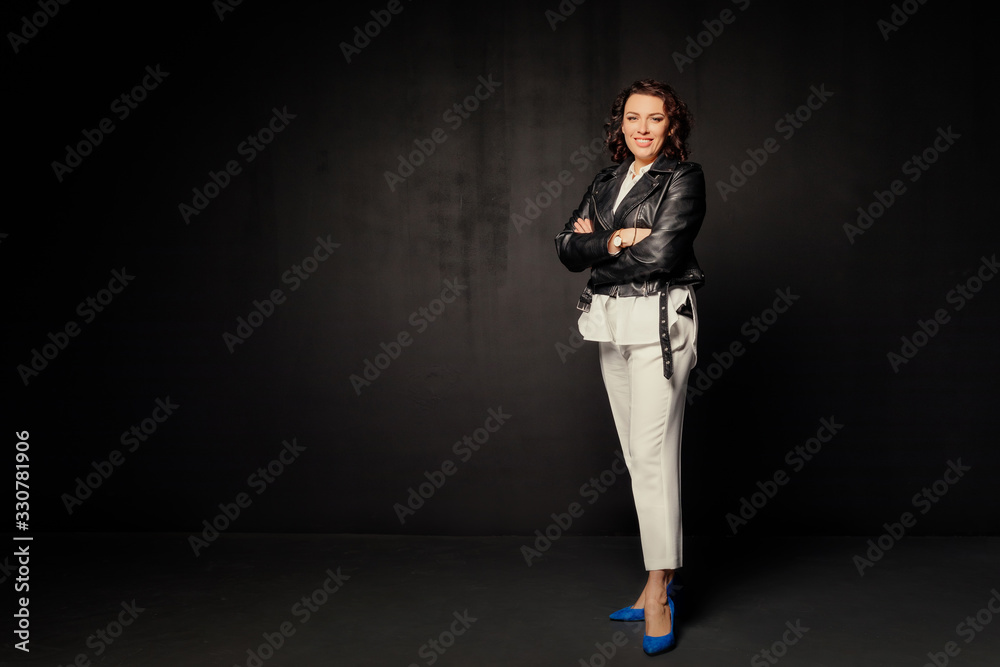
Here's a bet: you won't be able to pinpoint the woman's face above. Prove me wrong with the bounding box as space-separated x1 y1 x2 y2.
622 94 669 167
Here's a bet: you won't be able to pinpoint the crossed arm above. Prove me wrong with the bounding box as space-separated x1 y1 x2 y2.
573 217 651 253
555 165 706 285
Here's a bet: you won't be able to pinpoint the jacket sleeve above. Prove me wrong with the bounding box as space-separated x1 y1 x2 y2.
587 164 705 286
554 172 619 273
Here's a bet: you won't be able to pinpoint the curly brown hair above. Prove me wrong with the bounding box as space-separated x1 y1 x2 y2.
604 79 693 163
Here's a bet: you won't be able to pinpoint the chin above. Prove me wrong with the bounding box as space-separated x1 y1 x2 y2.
630 145 661 161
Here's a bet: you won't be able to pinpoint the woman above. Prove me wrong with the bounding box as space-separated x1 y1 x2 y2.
554 79 705 656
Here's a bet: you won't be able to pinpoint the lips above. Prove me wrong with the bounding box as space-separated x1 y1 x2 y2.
634 138 653 147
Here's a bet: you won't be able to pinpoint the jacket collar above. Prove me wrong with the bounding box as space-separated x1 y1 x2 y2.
616 152 679 176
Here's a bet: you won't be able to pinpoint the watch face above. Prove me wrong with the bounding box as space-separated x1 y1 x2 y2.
614 235 622 247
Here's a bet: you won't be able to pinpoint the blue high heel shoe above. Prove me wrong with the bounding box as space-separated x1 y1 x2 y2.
608 576 675 621
642 596 676 655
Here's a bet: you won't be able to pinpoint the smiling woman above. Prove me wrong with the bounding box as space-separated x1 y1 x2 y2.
554 78 704 657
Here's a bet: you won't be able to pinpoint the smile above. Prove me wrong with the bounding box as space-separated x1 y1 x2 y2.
633 138 653 147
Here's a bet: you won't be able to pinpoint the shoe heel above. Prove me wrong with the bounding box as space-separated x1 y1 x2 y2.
642 597 676 655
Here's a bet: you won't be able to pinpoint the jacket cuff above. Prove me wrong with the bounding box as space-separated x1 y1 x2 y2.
586 229 620 262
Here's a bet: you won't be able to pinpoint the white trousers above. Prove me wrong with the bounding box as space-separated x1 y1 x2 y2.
598 310 696 571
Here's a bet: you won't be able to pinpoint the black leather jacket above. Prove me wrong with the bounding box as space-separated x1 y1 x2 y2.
554 153 706 377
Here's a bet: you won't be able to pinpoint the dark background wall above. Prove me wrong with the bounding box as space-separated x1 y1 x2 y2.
5 0 997 540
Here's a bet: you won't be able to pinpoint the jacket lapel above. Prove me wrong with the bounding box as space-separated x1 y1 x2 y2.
597 154 679 229
612 172 660 227
594 161 630 230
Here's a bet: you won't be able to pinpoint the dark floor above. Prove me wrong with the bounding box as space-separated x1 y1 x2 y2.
3 533 998 666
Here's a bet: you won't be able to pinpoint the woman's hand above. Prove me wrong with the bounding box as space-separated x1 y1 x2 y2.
606 227 652 253
573 217 594 234
630 228 652 245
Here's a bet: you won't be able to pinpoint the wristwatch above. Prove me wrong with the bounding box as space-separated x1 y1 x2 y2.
613 232 623 248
